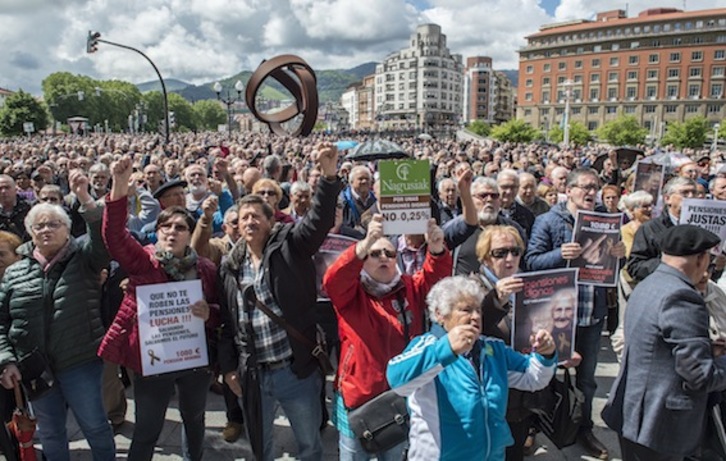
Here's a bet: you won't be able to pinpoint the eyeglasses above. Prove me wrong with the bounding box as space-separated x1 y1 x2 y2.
257 190 277 197
489 247 523 259
158 223 190 233
368 249 397 259
32 221 64 232
573 184 599 192
698 161 711 167
474 192 500 200
226 219 239 226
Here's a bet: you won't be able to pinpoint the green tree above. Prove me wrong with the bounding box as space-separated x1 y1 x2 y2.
660 116 710 148
193 100 227 131
596 115 648 146
548 121 592 146
142 91 196 133
490 119 540 143
467 119 491 137
95 80 141 132
0 90 49 137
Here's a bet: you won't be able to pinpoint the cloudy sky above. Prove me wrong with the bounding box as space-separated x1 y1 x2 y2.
1 0 723 95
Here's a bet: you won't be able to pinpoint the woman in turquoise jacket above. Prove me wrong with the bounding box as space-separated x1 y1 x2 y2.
386 276 557 460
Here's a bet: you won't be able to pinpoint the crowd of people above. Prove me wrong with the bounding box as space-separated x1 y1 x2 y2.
0 130 724 461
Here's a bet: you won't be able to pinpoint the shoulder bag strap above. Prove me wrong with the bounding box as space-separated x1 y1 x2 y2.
234 279 259 367
250 296 317 350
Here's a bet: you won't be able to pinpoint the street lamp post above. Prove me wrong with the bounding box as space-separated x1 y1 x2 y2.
213 80 244 140
561 79 574 147
714 123 721 152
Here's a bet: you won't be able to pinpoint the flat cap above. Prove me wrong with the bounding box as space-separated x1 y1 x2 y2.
661 224 720 256
152 179 187 200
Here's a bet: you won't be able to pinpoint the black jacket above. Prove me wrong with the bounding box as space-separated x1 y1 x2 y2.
0 197 30 242
626 211 673 283
218 177 342 379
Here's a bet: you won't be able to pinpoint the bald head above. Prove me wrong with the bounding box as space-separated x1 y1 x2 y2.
242 167 262 194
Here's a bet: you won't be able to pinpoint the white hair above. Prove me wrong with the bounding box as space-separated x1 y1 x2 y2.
25 203 72 236
426 276 485 322
290 181 312 196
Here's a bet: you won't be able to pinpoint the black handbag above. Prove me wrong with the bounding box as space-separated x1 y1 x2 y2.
534 367 584 449
347 389 409 453
16 348 55 401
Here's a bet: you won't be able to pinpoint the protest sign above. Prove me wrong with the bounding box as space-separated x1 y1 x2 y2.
569 211 623 287
681 198 726 242
136 280 208 376
513 268 579 364
378 159 431 235
633 161 665 217
314 234 359 301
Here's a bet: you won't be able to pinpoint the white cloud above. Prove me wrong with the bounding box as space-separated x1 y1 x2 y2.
554 0 725 21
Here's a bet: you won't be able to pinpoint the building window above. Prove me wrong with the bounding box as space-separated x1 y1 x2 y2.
607 87 618 99
667 85 678 98
644 105 657 113
688 84 701 97
574 74 583 83
590 73 600 83
668 68 680 78
572 107 582 115
627 70 638 80
646 85 657 98
525 65 533 73
690 67 702 78
594 45 602 52
714 67 725 77
589 88 600 100
626 86 637 99
588 121 598 131
542 77 551 86
606 106 618 114
542 91 550 103
673 37 682 45
557 76 566 84
543 64 551 72
712 83 724 98
608 72 618 82
715 50 726 60
592 58 600 67
525 79 533 87
588 106 599 114
686 105 700 113
558 62 566 70
624 105 636 113
629 55 639 65
692 51 703 61
647 70 658 79
610 57 619 66
555 108 564 115
612 43 620 51
525 93 533 101
574 60 583 69
630 41 639 49
524 109 532 116
649 54 659 64
670 52 681 62
652 39 661 46
708 104 722 113
665 105 677 113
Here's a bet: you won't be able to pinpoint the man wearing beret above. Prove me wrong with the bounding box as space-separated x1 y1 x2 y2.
603 225 726 460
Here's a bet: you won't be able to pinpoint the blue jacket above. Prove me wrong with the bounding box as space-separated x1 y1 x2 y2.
525 202 608 324
386 324 556 461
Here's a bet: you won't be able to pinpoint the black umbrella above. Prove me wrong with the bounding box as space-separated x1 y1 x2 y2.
344 140 410 162
591 147 643 172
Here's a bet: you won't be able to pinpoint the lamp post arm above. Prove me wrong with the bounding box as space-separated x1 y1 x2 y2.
97 38 170 144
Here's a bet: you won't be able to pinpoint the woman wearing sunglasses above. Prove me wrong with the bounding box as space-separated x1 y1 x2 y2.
473 225 548 461
322 214 452 461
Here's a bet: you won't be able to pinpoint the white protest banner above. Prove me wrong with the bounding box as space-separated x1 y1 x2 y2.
378 159 431 235
681 198 726 242
136 280 209 376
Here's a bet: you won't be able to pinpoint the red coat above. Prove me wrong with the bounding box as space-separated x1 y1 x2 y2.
98 197 220 374
323 244 452 409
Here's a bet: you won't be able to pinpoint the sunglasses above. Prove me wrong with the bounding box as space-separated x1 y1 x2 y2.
257 190 277 197
474 192 500 200
368 249 397 259
490 247 523 259
158 223 190 233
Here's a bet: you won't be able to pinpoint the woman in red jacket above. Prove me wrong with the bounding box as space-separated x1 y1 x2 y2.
323 214 452 461
98 156 220 461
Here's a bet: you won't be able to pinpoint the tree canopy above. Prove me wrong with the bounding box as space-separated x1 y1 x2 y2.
596 115 648 146
660 116 711 149
490 119 540 143
548 121 592 146
0 90 49 137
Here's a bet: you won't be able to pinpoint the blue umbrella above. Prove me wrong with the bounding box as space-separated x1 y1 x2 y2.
336 140 359 151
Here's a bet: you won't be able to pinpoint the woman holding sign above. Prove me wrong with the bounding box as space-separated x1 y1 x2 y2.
98 156 220 461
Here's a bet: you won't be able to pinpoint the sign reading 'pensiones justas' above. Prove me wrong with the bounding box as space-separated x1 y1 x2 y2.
378 159 431 235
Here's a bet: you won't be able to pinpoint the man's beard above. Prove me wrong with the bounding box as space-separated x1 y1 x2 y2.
189 184 207 196
478 208 498 225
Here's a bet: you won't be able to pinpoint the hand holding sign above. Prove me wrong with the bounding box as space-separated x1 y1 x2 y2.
561 242 583 260
190 300 210 322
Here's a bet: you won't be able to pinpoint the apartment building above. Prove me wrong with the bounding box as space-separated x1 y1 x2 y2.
0 88 13 109
463 57 515 125
517 7 726 134
374 24 464 132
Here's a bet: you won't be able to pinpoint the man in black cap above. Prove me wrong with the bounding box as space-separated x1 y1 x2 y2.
603 224 726 460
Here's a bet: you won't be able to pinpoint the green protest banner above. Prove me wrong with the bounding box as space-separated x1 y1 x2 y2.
378 159 431 234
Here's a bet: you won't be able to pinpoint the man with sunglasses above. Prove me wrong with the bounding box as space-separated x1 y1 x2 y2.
526 168 626 459
451 176 526 276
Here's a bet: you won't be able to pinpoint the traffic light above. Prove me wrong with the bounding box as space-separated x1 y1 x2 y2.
86 31 101 53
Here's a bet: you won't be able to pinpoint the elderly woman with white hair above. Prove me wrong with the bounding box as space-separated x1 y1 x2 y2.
618 190 654 258
386 276 557 461
0 170 115 460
